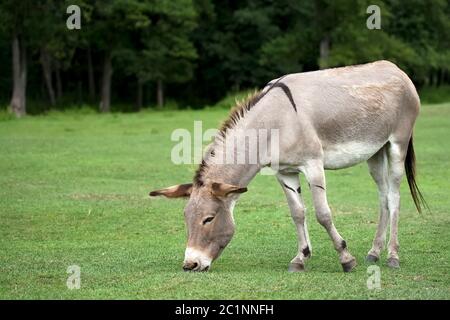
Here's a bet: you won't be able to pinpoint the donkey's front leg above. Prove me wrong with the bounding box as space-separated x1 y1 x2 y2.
302 160 357 272
277 173 311 272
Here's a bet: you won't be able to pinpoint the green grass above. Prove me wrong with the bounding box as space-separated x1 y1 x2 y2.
0 103 449 300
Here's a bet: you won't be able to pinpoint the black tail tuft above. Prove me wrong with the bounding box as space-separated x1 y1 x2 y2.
405 136 428 213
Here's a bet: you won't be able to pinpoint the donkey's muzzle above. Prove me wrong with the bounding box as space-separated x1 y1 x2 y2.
183 261 198 271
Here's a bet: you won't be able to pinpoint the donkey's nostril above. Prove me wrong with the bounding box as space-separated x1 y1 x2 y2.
183 262 198 271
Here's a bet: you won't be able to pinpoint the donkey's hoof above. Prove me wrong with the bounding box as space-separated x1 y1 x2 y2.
365 254 379 264
341 258 357 272
288 262 305 272
387 257 400 269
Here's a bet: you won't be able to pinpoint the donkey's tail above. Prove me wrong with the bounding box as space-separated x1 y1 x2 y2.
405 135 428 213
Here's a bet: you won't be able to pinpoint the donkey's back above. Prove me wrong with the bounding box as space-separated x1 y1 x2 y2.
270 60 420 169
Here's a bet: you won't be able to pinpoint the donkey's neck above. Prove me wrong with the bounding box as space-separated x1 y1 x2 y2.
205 163 262 187
201 104 274 187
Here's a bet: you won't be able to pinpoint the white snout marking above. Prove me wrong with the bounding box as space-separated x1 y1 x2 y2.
184 247 212 269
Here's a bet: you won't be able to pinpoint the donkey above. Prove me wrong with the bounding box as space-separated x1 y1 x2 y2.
150 60 426 272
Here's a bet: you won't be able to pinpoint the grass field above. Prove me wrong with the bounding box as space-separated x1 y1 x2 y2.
0 103 449 299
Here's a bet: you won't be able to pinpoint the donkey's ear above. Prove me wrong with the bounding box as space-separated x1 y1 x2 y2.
211 182 247 197
149 183 193 198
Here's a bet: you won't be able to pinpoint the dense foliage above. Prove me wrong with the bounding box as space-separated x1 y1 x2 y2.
0 0 449 115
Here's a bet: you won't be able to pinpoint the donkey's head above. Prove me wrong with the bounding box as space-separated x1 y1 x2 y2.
150 182 247 271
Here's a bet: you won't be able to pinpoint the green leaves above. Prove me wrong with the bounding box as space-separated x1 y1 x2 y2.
0 0 449 111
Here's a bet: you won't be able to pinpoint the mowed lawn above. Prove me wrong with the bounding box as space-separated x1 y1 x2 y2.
0 103 449 300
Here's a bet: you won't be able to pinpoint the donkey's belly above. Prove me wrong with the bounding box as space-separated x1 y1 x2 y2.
322 141 384 169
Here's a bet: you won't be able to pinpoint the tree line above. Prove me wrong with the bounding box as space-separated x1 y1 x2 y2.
0 0 449 117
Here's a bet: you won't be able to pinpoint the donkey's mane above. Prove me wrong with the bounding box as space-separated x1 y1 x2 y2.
218 90 264 138
193 90 263 187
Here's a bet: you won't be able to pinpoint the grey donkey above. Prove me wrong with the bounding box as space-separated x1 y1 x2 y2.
150 60 426 272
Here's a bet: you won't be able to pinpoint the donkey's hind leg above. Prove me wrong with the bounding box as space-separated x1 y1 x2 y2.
366 146 390 263
366 140 409 268
277 172 311 272
384 139 410 268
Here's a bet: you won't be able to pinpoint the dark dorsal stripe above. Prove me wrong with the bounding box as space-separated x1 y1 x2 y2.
258 76 297 113
253 76 286 105
283 183 297 194
270 82 297 112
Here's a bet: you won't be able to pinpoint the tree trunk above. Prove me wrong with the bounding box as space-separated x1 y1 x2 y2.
55 60 62 100
319 35 330 69
77 81 83 105
20 41 27 112
100 51 113 112
10 33 27 117
437 68 443 87
40 47 56 106
428 71 435 86
136 79 143 110
87 46 96 102
157 79 164 108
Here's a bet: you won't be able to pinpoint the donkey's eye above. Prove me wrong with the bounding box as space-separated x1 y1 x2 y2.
202 216 215 225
